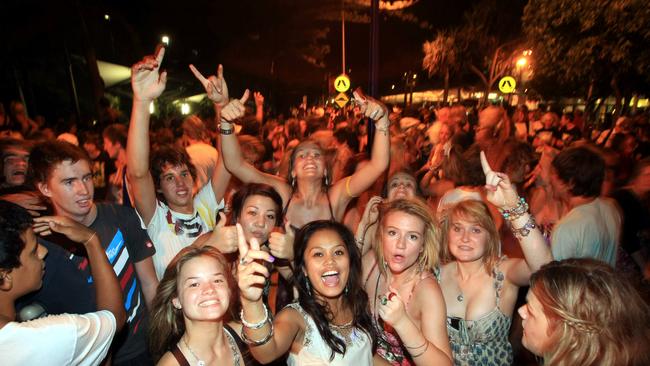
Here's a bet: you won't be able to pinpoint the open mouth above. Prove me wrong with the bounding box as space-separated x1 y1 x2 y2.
77 199 91 208
392 254 406 263
198 299 220 307
321 270 340 287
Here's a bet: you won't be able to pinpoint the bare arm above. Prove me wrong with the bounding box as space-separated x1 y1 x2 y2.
210 136 231 202
33 216 126 329
127 46 167 226
134 257 158 310
332 90 390 215
254 91 264 123
481 151 552 286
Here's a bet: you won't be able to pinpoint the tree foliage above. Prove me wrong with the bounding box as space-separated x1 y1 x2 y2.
523 0 650 98
422 31 458 102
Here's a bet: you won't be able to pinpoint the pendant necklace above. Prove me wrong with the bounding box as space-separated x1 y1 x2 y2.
182 337 206 366
182 330 241 366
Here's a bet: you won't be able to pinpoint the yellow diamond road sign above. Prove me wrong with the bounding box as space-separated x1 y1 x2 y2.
334 74 350 93
334 92 349 108
498 76 516 94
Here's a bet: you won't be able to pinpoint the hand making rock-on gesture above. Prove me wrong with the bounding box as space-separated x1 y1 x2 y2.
189 64 229 107
353 88 388 122
131 45 167 102
236 224 275 303
480 151 519 210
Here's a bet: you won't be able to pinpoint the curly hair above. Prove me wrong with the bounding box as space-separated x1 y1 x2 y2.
374 198 441 274
0 200 33 280
148 245 235 361
292 220 377 361
150 145 197 202
530 258 650 366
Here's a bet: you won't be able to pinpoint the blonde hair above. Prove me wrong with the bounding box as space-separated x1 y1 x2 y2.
531 258 650 366
374 198 441 274
148 246 234 361
438 200 501 272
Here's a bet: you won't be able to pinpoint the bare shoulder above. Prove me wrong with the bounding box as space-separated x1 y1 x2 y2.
157 351 180 366
414 276 445 306
361 250 377 281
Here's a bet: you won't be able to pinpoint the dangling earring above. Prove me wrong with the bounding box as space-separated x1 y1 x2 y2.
324 171 329 186
305 278 312 296
344 284 349 295
291 175 296 189
382 258 388 272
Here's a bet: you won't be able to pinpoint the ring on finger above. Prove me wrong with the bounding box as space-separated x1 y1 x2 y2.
379 295 388 306
239 257 250 266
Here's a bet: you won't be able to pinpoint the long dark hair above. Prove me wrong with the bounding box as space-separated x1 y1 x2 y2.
292 220 377 360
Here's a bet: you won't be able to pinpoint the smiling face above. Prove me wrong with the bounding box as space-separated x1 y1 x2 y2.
158 163 194 211
386 173 417 201
9 228 48 297
447 213 489 263
303 229 350 299
174 256 230 322
38 159 94 222
518 290 555 356
2 146 29 187
291 142 325 180
238 194 279 243
380 211 425 274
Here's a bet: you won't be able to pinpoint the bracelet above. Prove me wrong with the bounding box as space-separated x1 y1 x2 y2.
240 320 274 346
510 214 536 239
240 304 269 329
218 123 234 135
84 232 97 245
410 341 429 358
404 339 427 350
499 197 529 221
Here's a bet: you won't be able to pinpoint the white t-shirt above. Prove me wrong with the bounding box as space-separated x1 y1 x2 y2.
0 310 116 366
145 182 224 279
551 197 621 267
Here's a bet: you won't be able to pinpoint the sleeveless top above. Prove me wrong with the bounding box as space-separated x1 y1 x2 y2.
364 260 433 366
434 259 513 366
285 303 373 366
170 324 258 366
283 191 336 231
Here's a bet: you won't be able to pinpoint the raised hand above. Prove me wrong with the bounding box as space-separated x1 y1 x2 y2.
221 90 250 122
361 196 383 225
480 151 519 209
33 216 96 245
268 221 295 260
254 91 265 106
353 88 388 122
203 212 238 253
189 64 229 107
377 288 408 328
237 223 275 303
131 45 167 102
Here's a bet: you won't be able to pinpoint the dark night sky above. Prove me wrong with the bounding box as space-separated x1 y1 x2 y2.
0 0 523 120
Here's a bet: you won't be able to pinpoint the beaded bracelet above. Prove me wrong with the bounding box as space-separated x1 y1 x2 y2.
240 320 274 346
511 214 537 239
240 304 269 330
499 197 529 221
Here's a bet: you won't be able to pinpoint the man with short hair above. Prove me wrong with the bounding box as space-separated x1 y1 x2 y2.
27 140 158 365
550 146 621 266
128 46 232 279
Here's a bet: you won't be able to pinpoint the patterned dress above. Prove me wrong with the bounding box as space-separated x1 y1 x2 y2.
436 260 513 366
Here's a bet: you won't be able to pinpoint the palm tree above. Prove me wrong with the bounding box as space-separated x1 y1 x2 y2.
422 31 458 104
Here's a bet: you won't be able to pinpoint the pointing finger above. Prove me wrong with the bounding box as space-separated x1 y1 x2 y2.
240 89 250 104
189 64 208 84
154 45 165 64
480 151 493 175
236 223 249 258
284 221 294 236
250 237 261 252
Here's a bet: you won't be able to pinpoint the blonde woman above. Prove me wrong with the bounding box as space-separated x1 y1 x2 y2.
435 152 552 365
520 258 650 366
362 198 453 365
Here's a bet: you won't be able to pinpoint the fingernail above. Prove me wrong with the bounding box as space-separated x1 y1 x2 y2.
268 255 275 262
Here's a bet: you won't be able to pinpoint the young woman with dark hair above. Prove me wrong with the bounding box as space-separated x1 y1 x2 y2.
237 220 379 365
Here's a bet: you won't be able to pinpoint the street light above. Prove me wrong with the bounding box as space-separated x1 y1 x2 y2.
104 14 110 21
516 57 527 68
161 35 170 46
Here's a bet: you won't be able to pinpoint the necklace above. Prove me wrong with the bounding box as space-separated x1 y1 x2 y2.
455 262 483 303
182 337 206 366
181 328 241 366
330 319 355 346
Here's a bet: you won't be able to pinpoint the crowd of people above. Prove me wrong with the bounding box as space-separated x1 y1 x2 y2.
1 45 649 366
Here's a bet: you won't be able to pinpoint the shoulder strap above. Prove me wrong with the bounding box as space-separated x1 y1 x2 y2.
171 343 191 366
326 191 335 221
